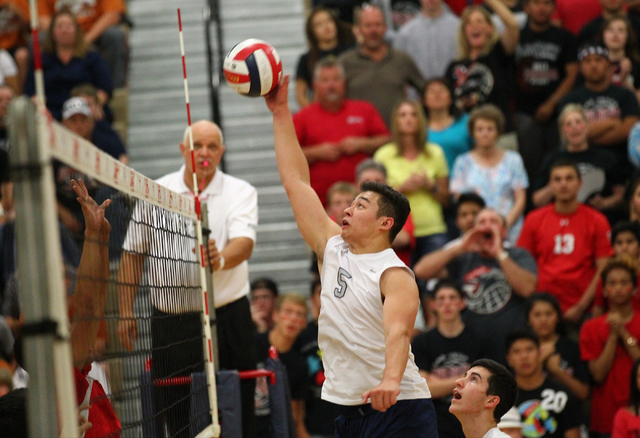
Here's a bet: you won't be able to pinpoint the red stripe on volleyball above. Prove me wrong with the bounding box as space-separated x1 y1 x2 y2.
223 70 250 84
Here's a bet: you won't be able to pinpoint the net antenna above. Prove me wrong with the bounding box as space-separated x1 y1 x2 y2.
178 8 221 437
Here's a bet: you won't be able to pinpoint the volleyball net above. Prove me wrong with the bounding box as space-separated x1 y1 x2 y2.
7 98 220 437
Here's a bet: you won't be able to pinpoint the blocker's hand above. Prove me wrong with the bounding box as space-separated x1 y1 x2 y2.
264 74 290 114
362 378 400 412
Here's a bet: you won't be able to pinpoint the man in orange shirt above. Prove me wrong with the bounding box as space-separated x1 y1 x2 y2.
38 0 127 87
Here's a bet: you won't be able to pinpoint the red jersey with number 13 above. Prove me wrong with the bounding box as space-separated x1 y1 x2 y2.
517 204 613 312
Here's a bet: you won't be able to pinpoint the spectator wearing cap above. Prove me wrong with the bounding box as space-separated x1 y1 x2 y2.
497 407 523 438
559 43 640 179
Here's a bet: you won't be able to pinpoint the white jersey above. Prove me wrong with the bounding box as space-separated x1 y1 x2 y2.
318 235 431 405
485 427 512 438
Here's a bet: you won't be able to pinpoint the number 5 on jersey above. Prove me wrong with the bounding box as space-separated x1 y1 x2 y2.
334 267 352 298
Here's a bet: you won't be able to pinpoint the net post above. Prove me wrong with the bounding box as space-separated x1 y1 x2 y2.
196 202 221 436
7 97 79 437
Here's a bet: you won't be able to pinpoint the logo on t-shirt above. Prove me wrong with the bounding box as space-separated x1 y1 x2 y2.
346 116 364 125
583 96 622 122
462 266 511 314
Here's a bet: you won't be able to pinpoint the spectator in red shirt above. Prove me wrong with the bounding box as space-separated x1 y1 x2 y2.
612 359 640 438
293 57 390 206
580 256 640 436
518 160 613 324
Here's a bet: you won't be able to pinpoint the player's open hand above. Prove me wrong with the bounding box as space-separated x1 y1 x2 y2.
71 178 111 238
361 378 400 412
264 74 290 114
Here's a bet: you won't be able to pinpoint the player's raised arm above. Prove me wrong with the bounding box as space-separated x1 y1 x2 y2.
264 75 340 255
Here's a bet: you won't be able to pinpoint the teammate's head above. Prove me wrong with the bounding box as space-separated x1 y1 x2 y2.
612 221 640 258
180 120 225 184
450 358 517 423
273 293 308 339
359 181 411 243
327 181 358 223
432 279 465 323
549 160 581 203
356 159 387 185
602 255 638 306
506 328 542 379
456 193 485 234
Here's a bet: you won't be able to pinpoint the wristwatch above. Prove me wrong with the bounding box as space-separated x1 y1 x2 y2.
627 336 638 348
497 250 509 262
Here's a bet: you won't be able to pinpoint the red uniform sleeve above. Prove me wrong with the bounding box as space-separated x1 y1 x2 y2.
579 319 607 362
593 214 614 259
364 102 390 136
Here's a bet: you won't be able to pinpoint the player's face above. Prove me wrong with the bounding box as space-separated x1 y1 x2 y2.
395 103 420 136
507 339 541 378
456 202 482 234
63 113 93 140
424 81 452 112
528 301 559 340
450 366 494 416
614 231 640 258
603 19 628 52
524 0 555 26
464 11 493 50
274 301 308 339
580 54 610 84
358 169 386 185
341 191 387 242
358 7 387 50
549 166 581 202
180 121 225 183
433 287 465 322
328 191 355 223
311 10 337 44
53 13 77 47
314 66 345 105
472 118 499 149
604 267 635 306
561 111 588 148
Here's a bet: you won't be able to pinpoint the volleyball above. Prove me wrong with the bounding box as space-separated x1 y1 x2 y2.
223 39 283 97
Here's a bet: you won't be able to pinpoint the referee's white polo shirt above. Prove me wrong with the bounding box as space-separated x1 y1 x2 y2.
159 165 258 309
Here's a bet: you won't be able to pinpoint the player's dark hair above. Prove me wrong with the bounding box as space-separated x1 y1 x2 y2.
601 255 638 288
612 221 640 246
456 192 486 215
506 327 540 353
525 293 566 336
360 181 410 243
469 359 517 422
549 159 581 181
0 388 28 437
250 278 279 297
433 279 464 300
630 359 640 416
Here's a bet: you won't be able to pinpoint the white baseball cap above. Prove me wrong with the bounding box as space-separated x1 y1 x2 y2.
62 97 92 120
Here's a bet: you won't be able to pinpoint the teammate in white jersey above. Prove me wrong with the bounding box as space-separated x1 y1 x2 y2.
264 76 436 437
450 358 518 438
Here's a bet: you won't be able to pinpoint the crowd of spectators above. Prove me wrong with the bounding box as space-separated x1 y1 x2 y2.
276 0 640 436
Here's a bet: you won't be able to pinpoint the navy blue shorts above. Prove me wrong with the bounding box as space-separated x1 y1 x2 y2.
334 398 438 438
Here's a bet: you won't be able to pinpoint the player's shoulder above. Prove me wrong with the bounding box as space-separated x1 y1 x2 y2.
526 204 556 221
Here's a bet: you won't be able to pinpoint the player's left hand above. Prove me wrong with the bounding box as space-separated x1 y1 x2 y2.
361 379 400 412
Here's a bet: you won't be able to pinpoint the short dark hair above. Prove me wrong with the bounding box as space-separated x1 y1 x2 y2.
506 327 540 353
612 221 640 246
468 104 506 135
0 388 27 437
525 293 565 336
469 359 518 422
601 255 638 287
433 279 464 300
456 192 486 215
549 159 581 181
250 278 279 297
360 181 411 243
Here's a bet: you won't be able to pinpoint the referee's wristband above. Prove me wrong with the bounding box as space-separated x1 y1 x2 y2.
217 256 225 271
